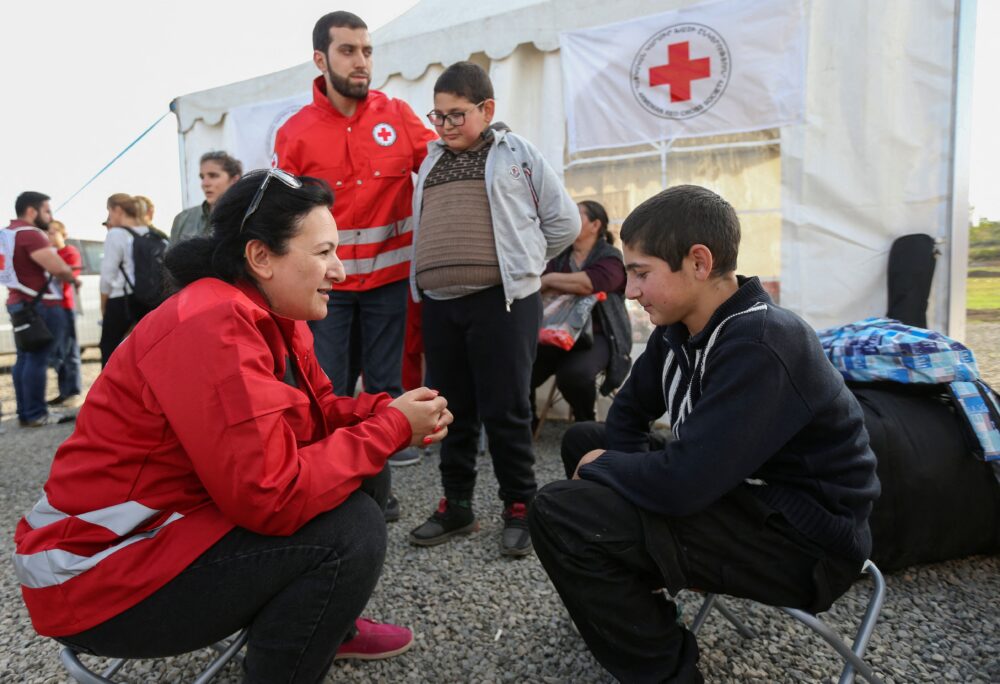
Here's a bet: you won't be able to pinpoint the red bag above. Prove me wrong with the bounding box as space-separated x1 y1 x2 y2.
538 292 606 351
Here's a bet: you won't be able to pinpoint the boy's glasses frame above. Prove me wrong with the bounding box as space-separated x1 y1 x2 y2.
239 168 302 234
425 100 486 128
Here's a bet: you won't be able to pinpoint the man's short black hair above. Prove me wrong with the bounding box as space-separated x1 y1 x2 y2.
15 191 50 218
313 11 367 53
620 185 740 275
434 62 494 103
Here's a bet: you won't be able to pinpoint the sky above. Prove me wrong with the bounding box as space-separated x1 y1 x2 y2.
0 1 419 241
1 1 997 242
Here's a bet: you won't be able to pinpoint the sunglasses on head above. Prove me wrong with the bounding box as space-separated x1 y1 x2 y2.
239 168 303 234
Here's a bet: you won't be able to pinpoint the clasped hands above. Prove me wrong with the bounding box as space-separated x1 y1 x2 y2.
388 388 454 447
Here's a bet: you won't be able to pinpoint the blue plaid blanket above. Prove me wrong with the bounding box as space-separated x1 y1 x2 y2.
817 318 1000 462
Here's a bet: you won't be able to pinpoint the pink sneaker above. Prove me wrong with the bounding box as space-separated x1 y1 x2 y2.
334 617 414 660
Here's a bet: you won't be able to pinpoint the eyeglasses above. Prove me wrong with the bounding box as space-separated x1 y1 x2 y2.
426 100 486 127
239 168 303 233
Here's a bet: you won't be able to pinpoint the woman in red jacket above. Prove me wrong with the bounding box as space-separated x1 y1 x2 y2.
13 170 451 682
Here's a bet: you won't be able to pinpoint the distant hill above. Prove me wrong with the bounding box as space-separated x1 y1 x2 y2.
970 219 1000 265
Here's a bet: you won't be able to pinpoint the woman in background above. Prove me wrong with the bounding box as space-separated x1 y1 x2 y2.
170 150 243 242
98 194 150 366
45 220 83 406
531 200 631 439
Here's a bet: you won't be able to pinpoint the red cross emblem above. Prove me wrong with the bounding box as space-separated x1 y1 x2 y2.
372 123 397 146
630 24 730 121
648 42 711 103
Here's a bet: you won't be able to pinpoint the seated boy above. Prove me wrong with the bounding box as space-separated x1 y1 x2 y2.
528 185 880 683
407 61 580 556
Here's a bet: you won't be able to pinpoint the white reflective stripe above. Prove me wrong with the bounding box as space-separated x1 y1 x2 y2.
24 494 68 530
14 512 184 589
25 495 161 537
79 501 162 537
337 220 411 247
340 244 412 277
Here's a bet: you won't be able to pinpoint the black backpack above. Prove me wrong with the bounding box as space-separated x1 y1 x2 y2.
118 226 168 311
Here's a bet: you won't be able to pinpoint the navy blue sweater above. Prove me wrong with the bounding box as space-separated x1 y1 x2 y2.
579 277 880 562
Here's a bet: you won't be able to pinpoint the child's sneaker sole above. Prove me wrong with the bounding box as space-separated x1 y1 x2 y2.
408 520 480 547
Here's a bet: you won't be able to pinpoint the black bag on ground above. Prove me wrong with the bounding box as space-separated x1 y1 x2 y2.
853 384 1000 573
118 226 168 311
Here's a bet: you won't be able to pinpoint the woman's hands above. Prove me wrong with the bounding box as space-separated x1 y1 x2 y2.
389 387 453 447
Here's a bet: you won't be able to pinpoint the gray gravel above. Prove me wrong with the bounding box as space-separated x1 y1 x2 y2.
1 323 998 683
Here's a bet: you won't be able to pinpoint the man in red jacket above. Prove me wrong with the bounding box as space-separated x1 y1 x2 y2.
274 11 436 469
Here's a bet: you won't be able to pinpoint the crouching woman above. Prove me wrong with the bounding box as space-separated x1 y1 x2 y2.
12 170 451 683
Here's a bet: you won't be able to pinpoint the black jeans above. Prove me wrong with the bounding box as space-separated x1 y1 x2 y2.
422 286 542 504
58 469 391 684
531 333 610 423
529 423 862 684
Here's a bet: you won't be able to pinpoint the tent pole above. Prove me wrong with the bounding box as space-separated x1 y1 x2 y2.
945 0 976 341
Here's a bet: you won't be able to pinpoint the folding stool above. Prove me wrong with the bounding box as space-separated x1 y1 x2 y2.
689 560 886 684
59 628 248 684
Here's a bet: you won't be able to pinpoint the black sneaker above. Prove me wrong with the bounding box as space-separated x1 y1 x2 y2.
501 502 532 557
384 494 401 523
409 499 478 546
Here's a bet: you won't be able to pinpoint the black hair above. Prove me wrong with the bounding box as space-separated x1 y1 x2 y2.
620 185 740 275
313 11 367 52
434 61 494 103
200 150 243 179
579 200 613 244
15 191 50 217
164 172 334 291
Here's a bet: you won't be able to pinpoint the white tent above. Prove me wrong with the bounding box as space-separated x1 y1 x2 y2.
170 0 976 339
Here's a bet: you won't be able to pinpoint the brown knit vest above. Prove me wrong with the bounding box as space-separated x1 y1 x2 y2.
414 139 501 297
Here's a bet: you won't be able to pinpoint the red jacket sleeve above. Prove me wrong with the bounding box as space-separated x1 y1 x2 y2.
273 124 302 176
302 341 403 432
141 306 410 536
396 99 437 169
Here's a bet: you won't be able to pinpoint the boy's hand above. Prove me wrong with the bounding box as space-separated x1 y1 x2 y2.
388 387 452 447
572 449 606 479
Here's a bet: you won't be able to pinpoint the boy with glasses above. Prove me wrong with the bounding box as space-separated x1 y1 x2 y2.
407 61 580 556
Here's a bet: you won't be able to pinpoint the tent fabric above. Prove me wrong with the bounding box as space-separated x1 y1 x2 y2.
171 0 963 336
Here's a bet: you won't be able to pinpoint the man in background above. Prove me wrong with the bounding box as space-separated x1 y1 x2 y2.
3 192 77 427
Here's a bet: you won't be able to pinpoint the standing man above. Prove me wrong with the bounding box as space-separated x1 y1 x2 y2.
3 192 77 427
274 11 436 468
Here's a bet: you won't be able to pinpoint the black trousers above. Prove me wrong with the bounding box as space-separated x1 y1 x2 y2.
59 469 390 684
529 422 862 684
531 333 610 422
422 286 542 504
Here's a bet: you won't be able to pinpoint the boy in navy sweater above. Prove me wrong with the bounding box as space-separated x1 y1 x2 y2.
528 185 880 683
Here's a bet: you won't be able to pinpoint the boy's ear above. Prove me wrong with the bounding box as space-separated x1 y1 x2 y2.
244 239 274 280
687 244 715 280
482 99 496 124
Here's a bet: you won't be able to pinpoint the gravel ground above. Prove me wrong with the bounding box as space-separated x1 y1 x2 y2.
0 323 998 683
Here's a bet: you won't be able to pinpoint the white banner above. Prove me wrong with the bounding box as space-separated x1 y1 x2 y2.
559 0 807 154
226 92 310 173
